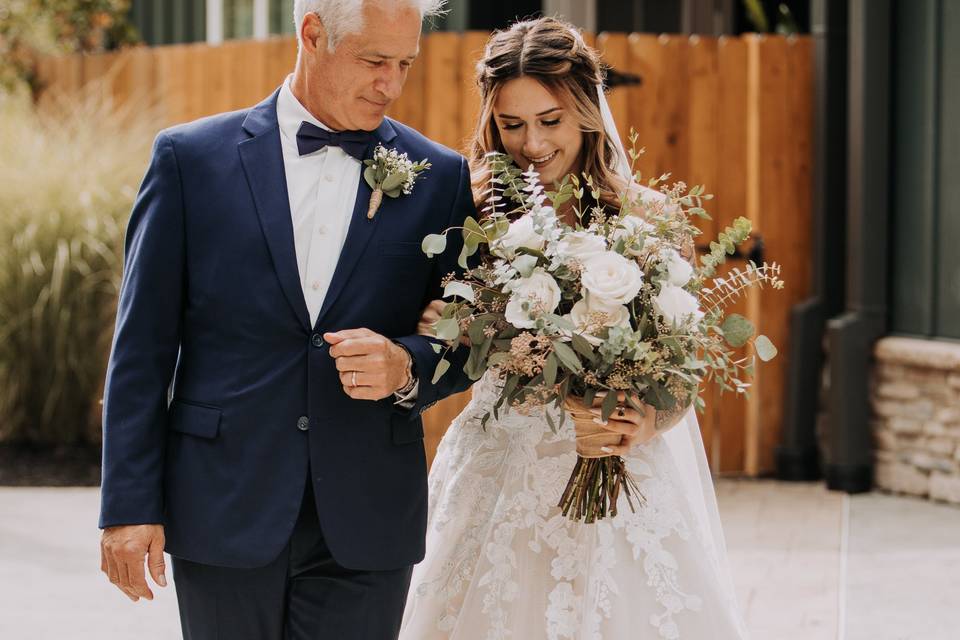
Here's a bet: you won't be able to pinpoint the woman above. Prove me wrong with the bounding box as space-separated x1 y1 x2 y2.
400 18 750 640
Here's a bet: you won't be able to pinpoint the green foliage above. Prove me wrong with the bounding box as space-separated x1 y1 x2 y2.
0 91 160 445
0 0 139 95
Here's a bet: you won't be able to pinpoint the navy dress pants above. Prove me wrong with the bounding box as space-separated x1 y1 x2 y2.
172 479 413 640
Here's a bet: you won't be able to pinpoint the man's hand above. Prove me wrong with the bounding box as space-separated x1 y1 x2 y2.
324 328 411 400
100 524 166 602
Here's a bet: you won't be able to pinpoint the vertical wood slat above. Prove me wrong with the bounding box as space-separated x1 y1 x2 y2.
458 31 490 155
715 36 751 474
596 32 631 147
627 34 664 184
422 31 462 150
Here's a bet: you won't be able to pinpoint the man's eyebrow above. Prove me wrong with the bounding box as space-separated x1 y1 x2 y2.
497 107 563 119
361 50 419 60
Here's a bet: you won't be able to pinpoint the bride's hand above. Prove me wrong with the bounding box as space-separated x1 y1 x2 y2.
417 300 447 336
578 391 659 456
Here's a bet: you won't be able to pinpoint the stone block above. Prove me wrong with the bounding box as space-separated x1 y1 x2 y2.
948 374 960 390
934 408 960 425
929 473 960 505
875 336 960 370
887 417 922 435
909 451 956 474
874 428 898 451
875 461 929 497
922 437 957 458
875 382 920 401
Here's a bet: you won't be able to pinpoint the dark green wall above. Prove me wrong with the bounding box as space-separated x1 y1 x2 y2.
890 0 960 339
129 0 206 45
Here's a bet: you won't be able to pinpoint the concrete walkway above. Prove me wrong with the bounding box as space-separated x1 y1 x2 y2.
1 480 958 639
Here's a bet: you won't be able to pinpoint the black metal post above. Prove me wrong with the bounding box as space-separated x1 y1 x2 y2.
775 0 849 481
824 0 892 493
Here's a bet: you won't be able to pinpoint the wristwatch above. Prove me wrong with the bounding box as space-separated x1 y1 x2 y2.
394 342 417 395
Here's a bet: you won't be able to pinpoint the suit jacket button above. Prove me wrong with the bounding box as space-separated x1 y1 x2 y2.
311 333 324 348
297 416 309 431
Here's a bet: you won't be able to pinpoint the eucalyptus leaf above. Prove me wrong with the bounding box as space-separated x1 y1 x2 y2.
443 281 475 303
601 389 619 422
431 358 451 384
381 172 405 192
755 334 778 361
422 233 447 257
543 353 558 387
551 340 582 373
434 317 460 341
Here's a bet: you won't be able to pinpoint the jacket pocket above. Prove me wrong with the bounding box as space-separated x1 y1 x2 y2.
391 413 424 445
379 241 425 258
168 399 222 439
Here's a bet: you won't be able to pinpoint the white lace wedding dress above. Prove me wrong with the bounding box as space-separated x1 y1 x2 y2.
400 371 750 639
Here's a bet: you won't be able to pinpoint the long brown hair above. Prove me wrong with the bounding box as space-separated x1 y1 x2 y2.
469 17 626 211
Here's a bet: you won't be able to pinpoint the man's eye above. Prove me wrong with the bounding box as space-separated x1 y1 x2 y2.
365 59 384 67
400 61 412 70
542 119 561 127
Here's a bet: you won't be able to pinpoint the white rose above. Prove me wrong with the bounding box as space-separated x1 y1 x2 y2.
662 248 694 286
612 214 653 256
556 231 607 263
580 251 644 305
566 298 631 344
653 285 704 327
492 214 544 259
504 270 562 329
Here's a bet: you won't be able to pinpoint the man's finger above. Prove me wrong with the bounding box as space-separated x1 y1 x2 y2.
124 556 154 600
333 354 376 372
323 328 373 345
328 337 382 358
118 563 140 602
147 536 167 588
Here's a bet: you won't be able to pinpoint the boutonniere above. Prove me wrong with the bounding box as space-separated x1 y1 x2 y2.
363 144 431 219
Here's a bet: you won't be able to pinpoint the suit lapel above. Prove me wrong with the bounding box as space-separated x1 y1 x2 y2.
238 89 312 332
313 119 399 329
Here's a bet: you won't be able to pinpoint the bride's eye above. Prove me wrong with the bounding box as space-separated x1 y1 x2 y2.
501 122 523 130
542 118 561 127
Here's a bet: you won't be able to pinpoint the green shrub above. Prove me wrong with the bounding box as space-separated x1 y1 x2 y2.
0 87 159 445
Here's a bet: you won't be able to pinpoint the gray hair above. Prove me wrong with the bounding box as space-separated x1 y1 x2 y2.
293 0 447 50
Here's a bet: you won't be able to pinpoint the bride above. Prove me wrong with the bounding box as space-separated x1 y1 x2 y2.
400 17 750 640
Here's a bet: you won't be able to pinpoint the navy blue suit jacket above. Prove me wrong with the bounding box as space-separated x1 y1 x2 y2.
99 89 473 571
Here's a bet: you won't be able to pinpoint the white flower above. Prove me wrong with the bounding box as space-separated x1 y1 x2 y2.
662 248 694 286
491 214 545 259
504 270 562 329
566 298 631 345
580 251 644 305
612 214 653 256
556 231 607 263
653 285 704 327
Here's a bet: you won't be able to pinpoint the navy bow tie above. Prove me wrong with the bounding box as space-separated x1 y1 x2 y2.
295 122 372 161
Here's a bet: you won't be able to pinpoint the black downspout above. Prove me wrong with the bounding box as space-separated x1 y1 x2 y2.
824 0 893 493
776 0 849 481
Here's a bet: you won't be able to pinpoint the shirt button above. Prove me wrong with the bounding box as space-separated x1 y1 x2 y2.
317 225 328 235
311 333 324 348
324 175 335 183
297 416 309 431
311 281 320 291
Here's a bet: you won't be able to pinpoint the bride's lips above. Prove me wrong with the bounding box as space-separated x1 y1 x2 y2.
525 150 559 171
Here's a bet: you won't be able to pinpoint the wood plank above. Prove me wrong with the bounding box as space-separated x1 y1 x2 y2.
657 35 690 186
686 34 719 466
626 33 663 186
112 47 158 114
155 45 191 124
458 31 490 156
422 31 462 149
264 37 298 91
596 32 631 148
715 35 751 474
199 43 232 119
423 390 472 469
387 36 427 132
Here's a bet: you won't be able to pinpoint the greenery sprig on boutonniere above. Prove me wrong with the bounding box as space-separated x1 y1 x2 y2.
363 144 431 219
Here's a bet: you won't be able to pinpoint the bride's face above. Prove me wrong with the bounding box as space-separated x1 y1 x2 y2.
492 76 584 186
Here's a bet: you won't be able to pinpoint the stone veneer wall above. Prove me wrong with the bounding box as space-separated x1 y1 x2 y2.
872 337 960 505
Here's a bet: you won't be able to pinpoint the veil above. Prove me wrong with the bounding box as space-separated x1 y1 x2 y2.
597 82 747 617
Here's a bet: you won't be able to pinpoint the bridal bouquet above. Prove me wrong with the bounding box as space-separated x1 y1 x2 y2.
422 139 783 523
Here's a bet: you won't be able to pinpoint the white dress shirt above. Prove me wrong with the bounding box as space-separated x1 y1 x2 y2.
275 77 418 405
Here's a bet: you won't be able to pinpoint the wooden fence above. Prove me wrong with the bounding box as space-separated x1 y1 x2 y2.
34 32 812 476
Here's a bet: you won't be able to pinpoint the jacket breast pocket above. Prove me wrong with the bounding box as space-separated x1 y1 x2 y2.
391 413 424 445
168 399 222 439
379 241 425 258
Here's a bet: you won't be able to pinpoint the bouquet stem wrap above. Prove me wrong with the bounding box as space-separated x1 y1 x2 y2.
558 398 643 523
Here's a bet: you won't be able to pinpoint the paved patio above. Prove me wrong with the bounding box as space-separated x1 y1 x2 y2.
1 480 958 639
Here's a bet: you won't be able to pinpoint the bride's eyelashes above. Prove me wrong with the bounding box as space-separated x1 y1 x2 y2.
499 118 563 131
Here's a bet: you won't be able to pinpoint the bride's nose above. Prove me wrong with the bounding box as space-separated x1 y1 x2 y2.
522 130 550 157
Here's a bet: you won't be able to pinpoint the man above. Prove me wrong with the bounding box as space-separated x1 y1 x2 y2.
98 1 472 637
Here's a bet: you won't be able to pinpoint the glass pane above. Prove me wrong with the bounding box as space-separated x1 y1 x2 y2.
225 0 255 39
270 0 296 35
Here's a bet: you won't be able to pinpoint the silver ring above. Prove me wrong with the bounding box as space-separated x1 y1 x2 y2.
351 371 358 387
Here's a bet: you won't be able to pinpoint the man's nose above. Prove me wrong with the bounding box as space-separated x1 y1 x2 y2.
374 65 406 103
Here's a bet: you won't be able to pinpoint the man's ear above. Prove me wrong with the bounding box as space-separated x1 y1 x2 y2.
300 12 329 55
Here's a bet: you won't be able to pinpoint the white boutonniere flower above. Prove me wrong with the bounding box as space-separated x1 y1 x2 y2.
362 144 431 219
